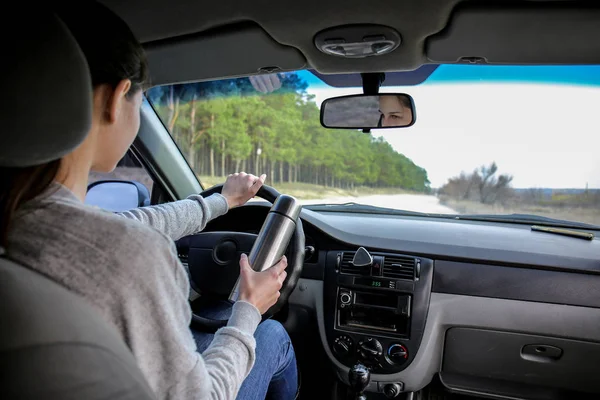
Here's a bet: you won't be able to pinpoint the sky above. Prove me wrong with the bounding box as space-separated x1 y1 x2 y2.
305 77 600 189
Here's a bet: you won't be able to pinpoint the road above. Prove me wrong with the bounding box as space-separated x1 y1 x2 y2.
299 194 457 214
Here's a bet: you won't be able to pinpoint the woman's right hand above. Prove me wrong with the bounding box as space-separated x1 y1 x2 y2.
238 253 288 314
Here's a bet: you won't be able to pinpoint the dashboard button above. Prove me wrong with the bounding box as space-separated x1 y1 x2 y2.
383 383 402 398
340 292 352 305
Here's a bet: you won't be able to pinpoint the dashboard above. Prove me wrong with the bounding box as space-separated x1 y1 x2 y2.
201 202 600 399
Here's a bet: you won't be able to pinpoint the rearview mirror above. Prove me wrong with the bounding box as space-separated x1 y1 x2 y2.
320 94 415 129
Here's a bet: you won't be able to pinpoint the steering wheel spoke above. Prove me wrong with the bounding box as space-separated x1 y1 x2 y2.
186 231 257 297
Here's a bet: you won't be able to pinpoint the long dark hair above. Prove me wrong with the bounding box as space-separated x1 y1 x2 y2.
0 1 149 247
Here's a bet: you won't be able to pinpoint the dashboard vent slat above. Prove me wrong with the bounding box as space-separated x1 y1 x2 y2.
340 252 362 275
383 255 415 280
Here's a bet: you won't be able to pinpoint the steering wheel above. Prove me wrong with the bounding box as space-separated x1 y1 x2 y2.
186 184 305 333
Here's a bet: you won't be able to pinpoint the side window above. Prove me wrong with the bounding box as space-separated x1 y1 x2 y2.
88 151 153 194
86 150 155 211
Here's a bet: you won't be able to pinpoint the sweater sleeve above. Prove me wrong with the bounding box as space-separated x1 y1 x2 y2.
166 301 262 400
117 193 229 241
121 234 261 400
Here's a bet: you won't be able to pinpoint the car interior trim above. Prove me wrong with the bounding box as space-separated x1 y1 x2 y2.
289 280 600 393
433 259 600 308
298 210 600 274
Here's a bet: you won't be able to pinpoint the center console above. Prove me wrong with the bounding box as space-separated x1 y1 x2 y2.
323 247 433 374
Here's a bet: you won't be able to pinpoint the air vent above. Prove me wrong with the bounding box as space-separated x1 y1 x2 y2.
339 252 362 275
382 255 415 280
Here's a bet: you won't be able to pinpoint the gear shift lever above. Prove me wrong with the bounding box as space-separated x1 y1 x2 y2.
348 363 370 400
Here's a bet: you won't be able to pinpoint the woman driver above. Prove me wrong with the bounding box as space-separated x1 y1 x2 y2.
0 2 297 399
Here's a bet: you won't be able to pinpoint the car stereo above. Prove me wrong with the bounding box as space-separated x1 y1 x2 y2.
322 248 433 374
337 288 411 336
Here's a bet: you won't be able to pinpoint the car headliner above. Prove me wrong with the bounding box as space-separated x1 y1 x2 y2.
99 0 600 86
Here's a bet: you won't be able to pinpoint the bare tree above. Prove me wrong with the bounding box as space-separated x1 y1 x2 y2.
440 162 514 205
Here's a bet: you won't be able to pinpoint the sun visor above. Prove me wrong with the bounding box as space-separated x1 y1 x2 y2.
144 22 307 86
426 3 600 65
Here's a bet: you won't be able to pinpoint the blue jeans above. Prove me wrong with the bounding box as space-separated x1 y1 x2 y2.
191 301 298 400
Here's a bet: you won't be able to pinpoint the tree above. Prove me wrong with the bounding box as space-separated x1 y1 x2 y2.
477 162 513 204
147 72 431 192
440 162 514 204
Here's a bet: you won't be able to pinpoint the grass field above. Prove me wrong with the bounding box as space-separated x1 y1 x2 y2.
91 168 599 226
90 168 411 200
440 197 600 226
199 176 410 200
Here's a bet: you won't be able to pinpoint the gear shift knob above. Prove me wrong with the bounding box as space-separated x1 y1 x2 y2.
348 363 370 400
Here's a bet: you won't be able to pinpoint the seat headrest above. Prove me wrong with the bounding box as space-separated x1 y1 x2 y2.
0 10 92 167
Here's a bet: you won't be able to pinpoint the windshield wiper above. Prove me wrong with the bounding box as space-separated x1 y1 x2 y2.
305 202 433 217
454 213 600 230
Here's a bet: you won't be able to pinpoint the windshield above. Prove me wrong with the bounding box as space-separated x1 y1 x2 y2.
146 65 600 227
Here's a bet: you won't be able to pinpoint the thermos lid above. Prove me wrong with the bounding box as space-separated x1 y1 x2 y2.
271 194 302 221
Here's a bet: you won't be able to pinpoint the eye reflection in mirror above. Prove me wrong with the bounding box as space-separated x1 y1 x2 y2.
320 93 415 129
378 95 413 128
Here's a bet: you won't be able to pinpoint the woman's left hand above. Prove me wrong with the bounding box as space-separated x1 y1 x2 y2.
221 172 267 209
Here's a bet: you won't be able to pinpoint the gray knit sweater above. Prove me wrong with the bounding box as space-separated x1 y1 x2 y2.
6 182 262 399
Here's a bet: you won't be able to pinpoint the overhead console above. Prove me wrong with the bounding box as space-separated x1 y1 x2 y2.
323 247 433 374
